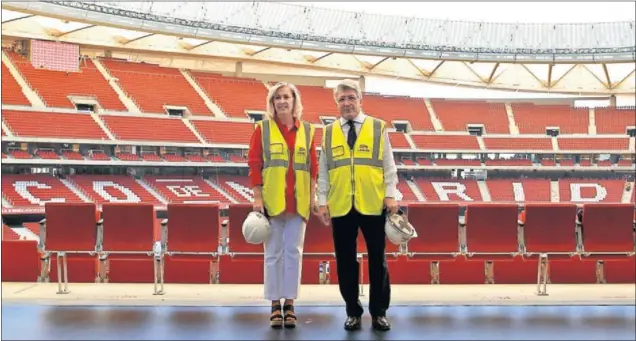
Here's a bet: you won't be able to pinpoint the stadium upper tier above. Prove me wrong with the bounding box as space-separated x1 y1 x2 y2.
2 51 635 154
3 2 635 94
34 2 636 53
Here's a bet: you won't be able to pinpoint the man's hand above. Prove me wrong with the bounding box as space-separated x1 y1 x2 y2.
253 196 264 213
384 197 398 215
318 205 331 226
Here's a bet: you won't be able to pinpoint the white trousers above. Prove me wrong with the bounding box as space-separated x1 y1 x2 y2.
263 213 307 301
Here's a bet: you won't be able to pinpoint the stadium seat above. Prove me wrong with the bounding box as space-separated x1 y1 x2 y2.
523 203 597 294
218 203 264 284
523 203 579 255
163 203 221 285
581 203 635 254
100 203 160 292
464 204 537 284
580 203 636 283
1 240 40 282
41 202 101 293
465 204 520 256
406 203 462 256
391 203 485 284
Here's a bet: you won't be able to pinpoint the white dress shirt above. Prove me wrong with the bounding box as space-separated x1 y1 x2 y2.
317 112 398 206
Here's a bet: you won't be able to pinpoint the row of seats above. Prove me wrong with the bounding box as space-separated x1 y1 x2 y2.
6 51 125 111
3 110 634 150
2 175 634 209
1 62 29 105
3 52 634 134
404 158 635 167
2 202 634 294
7 145 634 168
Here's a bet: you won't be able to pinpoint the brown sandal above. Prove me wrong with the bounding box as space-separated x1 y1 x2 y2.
270 304 283 328
283 304 297 328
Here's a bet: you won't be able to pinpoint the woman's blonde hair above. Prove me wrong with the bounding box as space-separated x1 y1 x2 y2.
265 82 304 120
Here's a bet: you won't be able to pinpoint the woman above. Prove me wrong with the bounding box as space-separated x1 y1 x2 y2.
247 82 319 328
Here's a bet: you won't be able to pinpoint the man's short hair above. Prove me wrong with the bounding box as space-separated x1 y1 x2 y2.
333 79 363 103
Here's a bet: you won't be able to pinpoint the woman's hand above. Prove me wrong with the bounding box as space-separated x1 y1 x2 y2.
310 200 320 217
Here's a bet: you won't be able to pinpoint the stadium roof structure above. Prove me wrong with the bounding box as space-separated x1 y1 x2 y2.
2 1 635 96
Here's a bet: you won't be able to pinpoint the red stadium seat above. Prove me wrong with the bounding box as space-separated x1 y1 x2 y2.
523 203 579 255
44 202 99 252
1 240 40 282
581 203 635 254
581 203 636 283
218 203 264 284
523 203 596 294
100 203 160 292
164 203 221 285
394 203 485 284
465 204 521 256
464 204 537 284
406 203 462 256
42 202 100 293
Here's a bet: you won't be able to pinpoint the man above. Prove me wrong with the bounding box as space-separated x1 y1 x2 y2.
317 79 398 332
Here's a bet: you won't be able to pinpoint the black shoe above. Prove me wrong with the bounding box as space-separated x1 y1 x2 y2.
372 316 391 331
344 316 362 331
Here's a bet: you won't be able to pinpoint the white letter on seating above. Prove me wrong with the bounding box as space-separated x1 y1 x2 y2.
512 182 525 202
432 182 473 201
570 183 606 202
14 181 66 205
167 185 210 198
395 188 404 201
93 181 141 203
227 181 254 201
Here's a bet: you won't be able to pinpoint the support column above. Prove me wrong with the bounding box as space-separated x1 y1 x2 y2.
235 62 243 78
359 75 366 92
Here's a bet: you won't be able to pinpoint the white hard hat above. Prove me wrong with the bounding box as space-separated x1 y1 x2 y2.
242 211 271 244
385 210 418 245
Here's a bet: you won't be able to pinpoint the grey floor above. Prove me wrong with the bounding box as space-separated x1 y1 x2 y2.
2 304 635 340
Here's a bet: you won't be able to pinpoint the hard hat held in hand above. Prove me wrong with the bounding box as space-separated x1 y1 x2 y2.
242 211 271 244
385 209 418 245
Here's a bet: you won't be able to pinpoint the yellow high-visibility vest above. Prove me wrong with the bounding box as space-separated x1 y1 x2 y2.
260 119 315 220
322 117 385 218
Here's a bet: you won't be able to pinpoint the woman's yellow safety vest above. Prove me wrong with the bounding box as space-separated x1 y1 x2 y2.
322 117 386 218
260 119 315 220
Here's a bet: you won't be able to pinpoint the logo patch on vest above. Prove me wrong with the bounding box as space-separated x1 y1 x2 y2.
269 143 284 155
358 144 370 153
297 147 307 156
332 145 345 158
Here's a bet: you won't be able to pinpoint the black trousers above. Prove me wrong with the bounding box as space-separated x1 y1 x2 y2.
331 207 390 318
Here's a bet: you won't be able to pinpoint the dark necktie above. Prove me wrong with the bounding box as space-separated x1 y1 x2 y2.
347 120 357 150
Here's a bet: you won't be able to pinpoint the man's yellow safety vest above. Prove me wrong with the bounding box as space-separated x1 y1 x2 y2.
322 117 386 218
260 119 315 220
